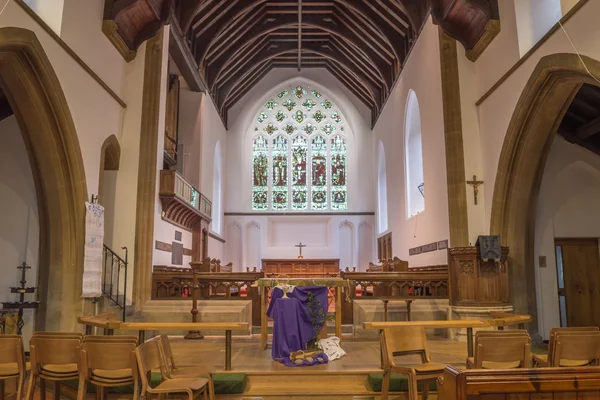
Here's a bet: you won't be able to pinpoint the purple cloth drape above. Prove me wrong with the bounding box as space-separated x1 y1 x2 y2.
267 286 329 366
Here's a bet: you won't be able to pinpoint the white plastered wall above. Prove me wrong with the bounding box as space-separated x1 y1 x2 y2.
223 69 375 271
534 137 600 339
0 116 39 347
471 0 600 232
372 17 450 266
0 3 141 310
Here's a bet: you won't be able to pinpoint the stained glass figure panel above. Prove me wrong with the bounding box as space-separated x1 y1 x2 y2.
252 136 269 210
311 135 328 210
272 136 288 210
291 136 308 210
330 135 347 210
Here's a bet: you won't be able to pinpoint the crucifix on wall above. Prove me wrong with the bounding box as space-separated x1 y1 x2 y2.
295 242 306 259
466 175 484 205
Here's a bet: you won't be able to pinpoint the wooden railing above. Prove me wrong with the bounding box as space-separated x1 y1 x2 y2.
151 265 449 326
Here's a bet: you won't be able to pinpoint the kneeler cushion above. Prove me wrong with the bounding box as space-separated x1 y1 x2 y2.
212 372 247 394
367 372 437 392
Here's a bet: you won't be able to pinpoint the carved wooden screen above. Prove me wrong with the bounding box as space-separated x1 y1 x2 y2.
377 232 392 261
164 74 180 168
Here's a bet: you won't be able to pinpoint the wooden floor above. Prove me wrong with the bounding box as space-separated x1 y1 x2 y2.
170 335 469 372
169 335 470 399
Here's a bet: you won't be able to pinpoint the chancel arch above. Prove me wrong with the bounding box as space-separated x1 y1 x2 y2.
404 89 425 218
0 27 87 331
491 53 600 335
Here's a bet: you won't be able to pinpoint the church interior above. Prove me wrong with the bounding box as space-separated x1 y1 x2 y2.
2 0 600 399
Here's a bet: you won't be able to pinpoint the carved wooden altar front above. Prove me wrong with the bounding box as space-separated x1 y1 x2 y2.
261 258 340 278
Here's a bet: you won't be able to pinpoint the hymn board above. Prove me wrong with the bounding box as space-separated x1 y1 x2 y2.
261 242 340 278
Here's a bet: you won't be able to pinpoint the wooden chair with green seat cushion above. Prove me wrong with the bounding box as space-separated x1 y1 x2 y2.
26 336 82 400
466 330 530 369
381 327 446 400
551 332 600 367
78 340 139 400
135 336 209 400
159 335 216 400
533 326 599 367
0 335 29 400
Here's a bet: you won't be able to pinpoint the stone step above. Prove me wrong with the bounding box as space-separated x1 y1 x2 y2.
217 370 409 400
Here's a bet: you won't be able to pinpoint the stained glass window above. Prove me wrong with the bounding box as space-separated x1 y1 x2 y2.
251 84 348 211
330 135 347 210
272 136 288 210
252 136 269 210
292 136 308 210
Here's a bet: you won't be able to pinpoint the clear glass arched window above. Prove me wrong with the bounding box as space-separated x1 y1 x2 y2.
405 90 425 218
251 85 347 211
377 141 388 233
212 141 223 234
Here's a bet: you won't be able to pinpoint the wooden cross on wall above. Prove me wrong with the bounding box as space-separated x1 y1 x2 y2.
466 175 484 205
295 242 306 259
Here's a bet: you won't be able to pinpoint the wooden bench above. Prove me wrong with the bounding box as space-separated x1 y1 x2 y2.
437 365 600 399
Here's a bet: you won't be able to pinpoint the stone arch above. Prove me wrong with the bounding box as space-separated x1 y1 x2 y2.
490 53 600 334
0 27 87 330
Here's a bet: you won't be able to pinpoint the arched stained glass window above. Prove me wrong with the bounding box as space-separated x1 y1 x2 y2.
251 85 348 211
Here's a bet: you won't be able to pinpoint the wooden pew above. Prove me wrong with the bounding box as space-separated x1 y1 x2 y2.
437 365 600 399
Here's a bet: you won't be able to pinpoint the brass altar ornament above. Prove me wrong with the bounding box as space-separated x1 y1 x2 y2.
274 274 291 298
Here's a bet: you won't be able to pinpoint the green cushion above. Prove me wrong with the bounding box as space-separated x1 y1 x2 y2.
531 346 548 355
368 372 437 393
213 372 246 394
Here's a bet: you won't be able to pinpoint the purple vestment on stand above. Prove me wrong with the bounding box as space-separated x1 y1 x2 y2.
266 286 329 366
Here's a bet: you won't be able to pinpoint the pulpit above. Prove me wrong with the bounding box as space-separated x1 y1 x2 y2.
447 245 510 307
262 259 340 278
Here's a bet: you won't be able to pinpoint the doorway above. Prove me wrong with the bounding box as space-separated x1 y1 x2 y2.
554 238 600 327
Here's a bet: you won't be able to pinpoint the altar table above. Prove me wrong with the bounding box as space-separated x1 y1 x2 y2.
255 278 351 350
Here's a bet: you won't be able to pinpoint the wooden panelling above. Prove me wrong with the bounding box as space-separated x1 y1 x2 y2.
448 246 509 306
438 366 600 400
262 259 340 278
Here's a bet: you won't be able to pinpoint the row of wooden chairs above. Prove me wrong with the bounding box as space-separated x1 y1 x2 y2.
380 326 600 400
0 332 213 400
533 326 600 367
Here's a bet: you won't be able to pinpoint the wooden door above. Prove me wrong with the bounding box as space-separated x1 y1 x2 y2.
555 238 600 327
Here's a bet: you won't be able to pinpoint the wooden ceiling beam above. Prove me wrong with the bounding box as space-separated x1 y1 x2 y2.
576 115 600 139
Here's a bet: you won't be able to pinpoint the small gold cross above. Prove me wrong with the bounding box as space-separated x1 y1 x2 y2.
466 175 484 205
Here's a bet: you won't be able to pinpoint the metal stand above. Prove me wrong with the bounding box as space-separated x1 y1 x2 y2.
2 262 39 334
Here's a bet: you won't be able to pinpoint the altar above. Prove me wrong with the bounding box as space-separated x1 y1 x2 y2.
255 277 351 350
261 258 340 278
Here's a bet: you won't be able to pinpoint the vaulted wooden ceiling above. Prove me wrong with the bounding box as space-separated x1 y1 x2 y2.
104 0 500 128
558 83 600 156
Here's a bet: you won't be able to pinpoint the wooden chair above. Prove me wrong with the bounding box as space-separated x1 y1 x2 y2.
467 330 530 369
0 335 29 400
159 335 215 400
533 327 599 367
135 337 209 400
32 331 83 338
381 327 446 400
467 333 530 369
551 332 600 367
78 341 139 400
26 336 82 400
82 335 138 344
